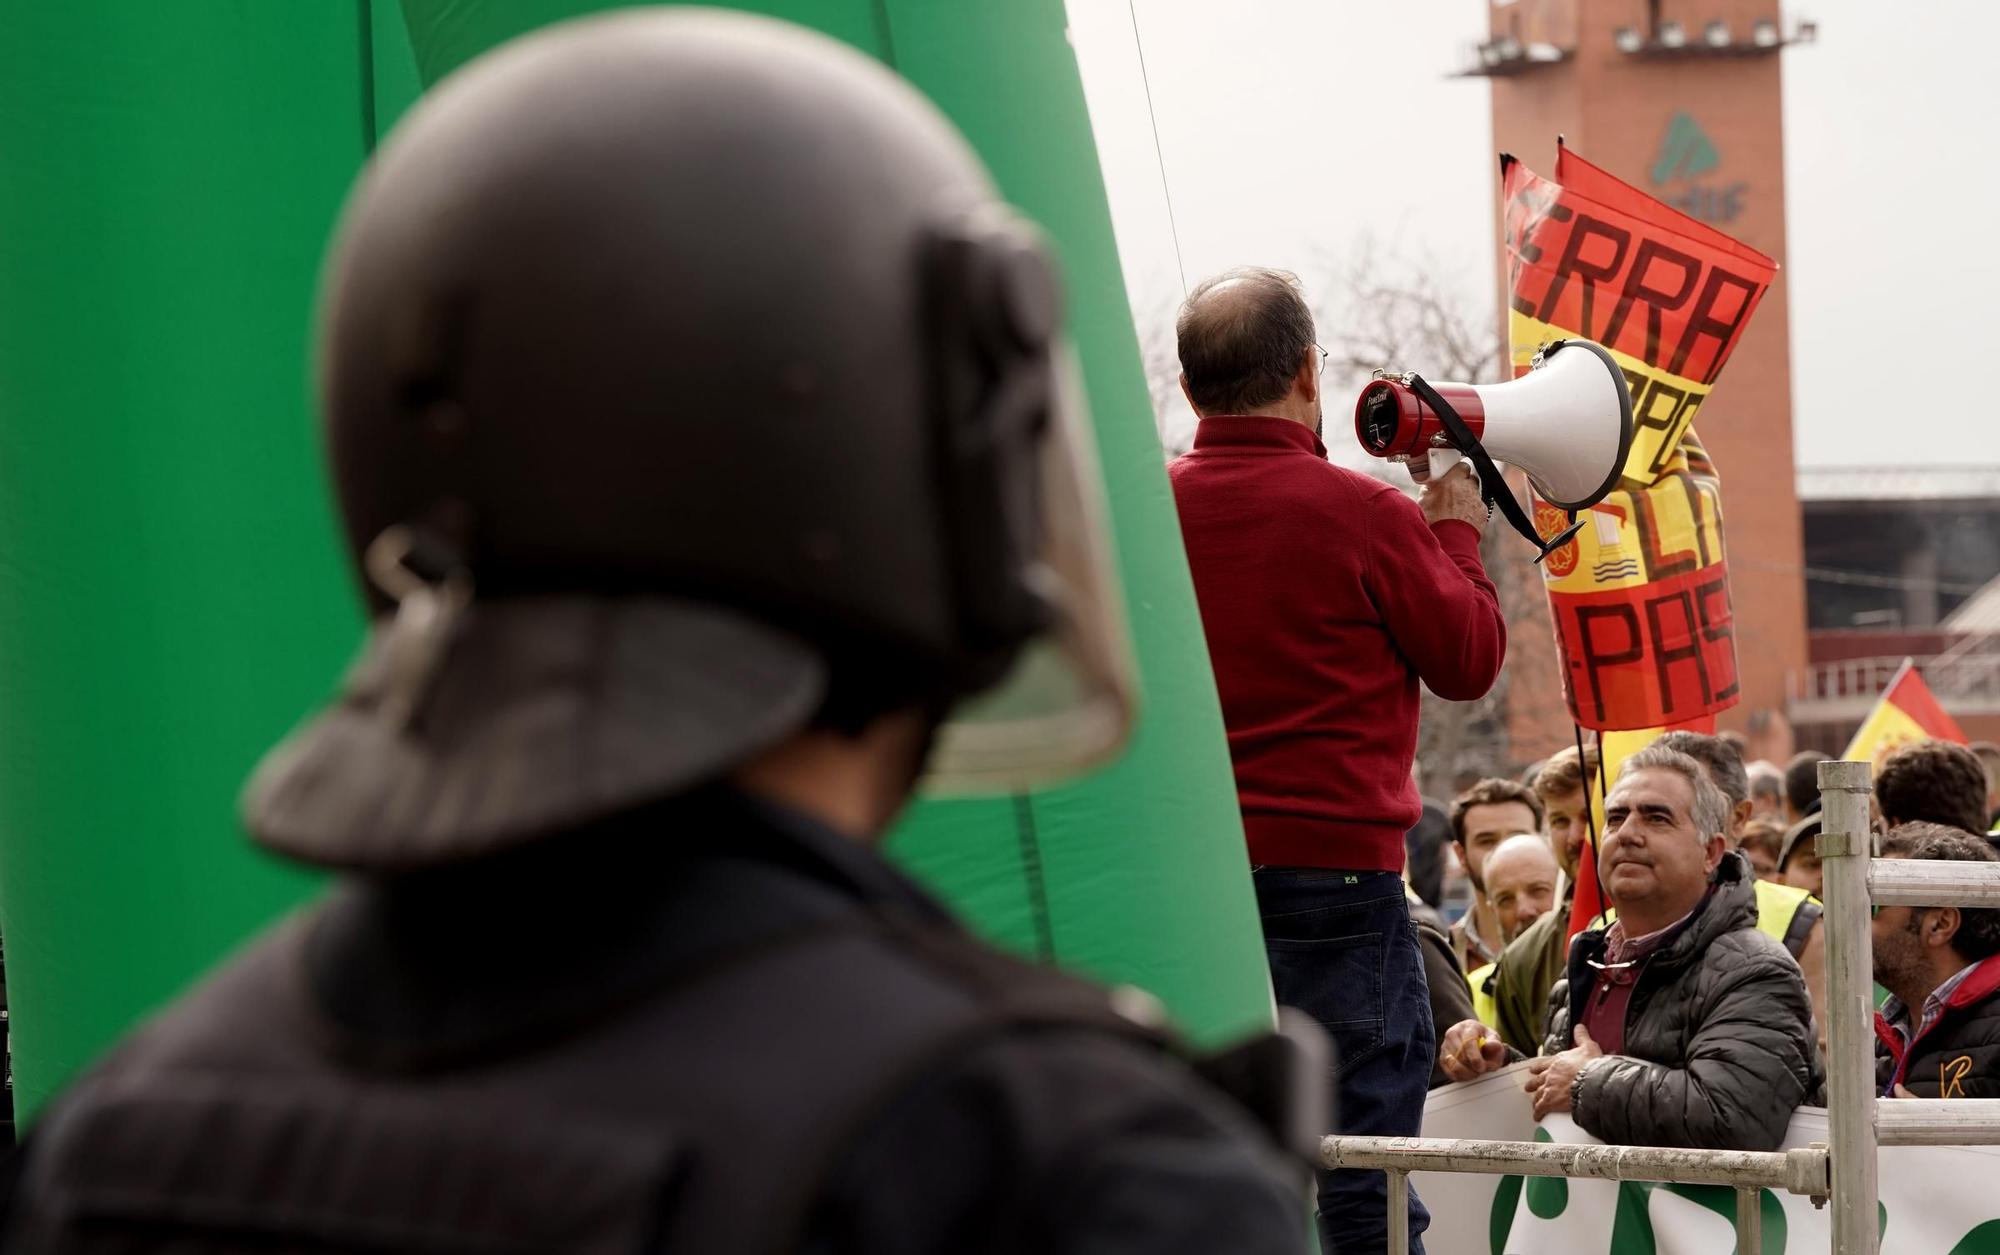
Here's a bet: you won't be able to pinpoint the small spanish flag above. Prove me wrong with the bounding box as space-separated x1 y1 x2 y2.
1844 659 1967 765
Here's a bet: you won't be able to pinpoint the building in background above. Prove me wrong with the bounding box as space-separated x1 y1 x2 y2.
1790 467 2000 750
1470 0 1813 761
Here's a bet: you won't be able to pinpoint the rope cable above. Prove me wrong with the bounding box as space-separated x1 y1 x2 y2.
1126 0 1189 296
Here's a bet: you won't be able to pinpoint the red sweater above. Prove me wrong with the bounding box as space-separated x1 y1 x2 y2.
1169 416 1505 871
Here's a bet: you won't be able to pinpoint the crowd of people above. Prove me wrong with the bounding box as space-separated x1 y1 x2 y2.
1166 265 2000 1250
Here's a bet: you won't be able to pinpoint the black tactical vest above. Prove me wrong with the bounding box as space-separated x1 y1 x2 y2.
9 880 1180 1255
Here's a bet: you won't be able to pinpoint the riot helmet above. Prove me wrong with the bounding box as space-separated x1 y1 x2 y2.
245 10 1134 870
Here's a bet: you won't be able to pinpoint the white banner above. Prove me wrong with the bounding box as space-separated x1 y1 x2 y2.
1417 1064 2000 1253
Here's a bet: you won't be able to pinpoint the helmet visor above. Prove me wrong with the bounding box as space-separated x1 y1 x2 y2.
921 346 1139 793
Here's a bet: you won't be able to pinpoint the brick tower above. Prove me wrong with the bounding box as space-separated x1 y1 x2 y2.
1471 0 1812 760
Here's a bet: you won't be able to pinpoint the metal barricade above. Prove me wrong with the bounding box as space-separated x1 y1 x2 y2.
1322 758 2000 1255
1820 761 2000 1251
1818 761 1881 1254
1323 1136 1829 1255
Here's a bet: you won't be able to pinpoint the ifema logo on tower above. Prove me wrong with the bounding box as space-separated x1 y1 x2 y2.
1650 112 1746 224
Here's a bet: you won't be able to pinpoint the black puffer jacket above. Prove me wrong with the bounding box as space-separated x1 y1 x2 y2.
1545 851 1821 1151
1876 953 2000 1098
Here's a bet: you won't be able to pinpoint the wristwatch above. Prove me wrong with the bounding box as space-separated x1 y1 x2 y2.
1570 1057 1596 1113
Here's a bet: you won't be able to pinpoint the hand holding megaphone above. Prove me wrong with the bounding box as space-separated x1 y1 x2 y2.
1353 339 1634 563
1414 458 1493 535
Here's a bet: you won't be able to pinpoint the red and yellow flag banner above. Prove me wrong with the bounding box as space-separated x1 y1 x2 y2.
1844 659 1968 765
1504 144 1776 731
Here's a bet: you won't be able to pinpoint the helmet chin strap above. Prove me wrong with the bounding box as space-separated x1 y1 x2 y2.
364 525 473 729
1403 372 1583 564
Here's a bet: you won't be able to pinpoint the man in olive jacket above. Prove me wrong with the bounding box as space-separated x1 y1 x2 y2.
1440 746 1820 1151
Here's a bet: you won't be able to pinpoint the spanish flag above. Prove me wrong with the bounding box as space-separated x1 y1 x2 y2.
1844 659 1967 765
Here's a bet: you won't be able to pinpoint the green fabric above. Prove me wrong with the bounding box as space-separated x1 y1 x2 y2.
0 2 371 1119
0 0 1269 1123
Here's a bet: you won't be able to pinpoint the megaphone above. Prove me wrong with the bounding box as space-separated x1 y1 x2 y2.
1352 338 1634 563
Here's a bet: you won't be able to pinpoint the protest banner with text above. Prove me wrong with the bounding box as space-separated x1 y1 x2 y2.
1504 145 1775 731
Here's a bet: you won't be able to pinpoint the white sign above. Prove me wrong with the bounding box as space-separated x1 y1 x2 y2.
1417 1065 2000 1253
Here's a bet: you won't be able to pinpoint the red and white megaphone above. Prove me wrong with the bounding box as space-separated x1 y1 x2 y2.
1352 338 1634 562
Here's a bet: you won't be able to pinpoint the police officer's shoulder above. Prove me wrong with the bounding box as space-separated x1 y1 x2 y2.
822 1021 1307 1255
72 912 314 1080
2 916 337 1245
786 913 1306 1251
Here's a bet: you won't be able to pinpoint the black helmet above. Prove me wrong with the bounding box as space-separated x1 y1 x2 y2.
246 10 1133 871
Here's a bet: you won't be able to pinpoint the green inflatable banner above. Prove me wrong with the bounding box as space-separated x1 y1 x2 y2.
0 0 1270 1121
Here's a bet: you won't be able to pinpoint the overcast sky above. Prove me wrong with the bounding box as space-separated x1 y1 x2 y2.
1066 1 2000 471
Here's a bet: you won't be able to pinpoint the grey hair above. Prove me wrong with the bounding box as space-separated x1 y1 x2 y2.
1747 760 1785 804
1618 745 1731 841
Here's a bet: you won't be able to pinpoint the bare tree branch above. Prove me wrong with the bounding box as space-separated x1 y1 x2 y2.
1323 240 1533 791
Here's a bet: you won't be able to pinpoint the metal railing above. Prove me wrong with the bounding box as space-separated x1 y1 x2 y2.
1818 762 1878 1253
1326 760 2000 1255
1821 763 2000 1249
1326 1136 1828 1255
1790 651 2000 718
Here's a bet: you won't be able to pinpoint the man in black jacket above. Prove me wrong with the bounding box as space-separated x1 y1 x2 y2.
1875 822 2000 1098
0 12 1311 1253
1440 746 1819 1150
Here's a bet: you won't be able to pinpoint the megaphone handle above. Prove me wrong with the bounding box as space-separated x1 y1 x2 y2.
1426 446 1478 493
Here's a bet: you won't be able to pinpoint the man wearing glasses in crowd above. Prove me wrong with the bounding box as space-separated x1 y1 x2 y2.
1439 746 1820 1151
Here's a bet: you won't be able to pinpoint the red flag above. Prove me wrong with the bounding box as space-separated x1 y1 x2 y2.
1567 836 1611 943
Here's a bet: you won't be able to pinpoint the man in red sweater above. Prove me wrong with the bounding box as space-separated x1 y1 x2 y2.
1169 267 1504 1255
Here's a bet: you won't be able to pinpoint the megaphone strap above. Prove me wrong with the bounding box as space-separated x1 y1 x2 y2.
1403 373 1575 564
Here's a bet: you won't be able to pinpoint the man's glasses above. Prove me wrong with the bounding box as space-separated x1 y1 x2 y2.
1312 343 1329 376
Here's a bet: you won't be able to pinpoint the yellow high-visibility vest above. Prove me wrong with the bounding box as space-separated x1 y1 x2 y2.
1753 877 1818 954
1467 961 1499 1028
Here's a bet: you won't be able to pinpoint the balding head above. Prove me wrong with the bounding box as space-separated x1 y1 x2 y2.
1176 267 1321 425
1484 833 1560 943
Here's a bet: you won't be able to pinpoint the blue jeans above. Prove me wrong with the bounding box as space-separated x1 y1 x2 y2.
1255 869 1432 1255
